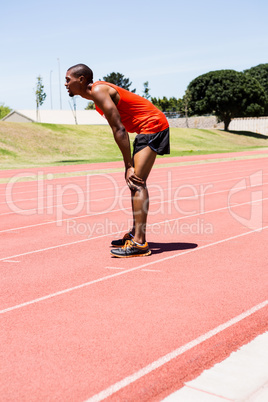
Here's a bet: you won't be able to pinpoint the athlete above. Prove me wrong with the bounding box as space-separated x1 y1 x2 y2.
65 64 170 257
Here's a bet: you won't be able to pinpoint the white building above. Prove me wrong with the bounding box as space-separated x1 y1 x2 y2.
1 110 108 125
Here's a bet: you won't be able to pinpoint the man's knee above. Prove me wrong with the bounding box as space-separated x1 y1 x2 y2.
130 182 147 192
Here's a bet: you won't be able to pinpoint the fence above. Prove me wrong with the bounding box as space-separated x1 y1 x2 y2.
229 117 268 135
168 116 268 136
168 116 222 130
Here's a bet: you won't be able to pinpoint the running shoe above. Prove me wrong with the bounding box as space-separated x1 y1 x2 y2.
111 232 133 246
110 239 151 258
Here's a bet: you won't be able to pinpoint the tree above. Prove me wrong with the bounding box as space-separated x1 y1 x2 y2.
178 89 192 127
244 64 268 114
142 81 151 99
187 70 266 131
0 103 11 119
102 72 136 93
85 101 95 110
151 97 161 110
35 75 46 122
151 96 181 116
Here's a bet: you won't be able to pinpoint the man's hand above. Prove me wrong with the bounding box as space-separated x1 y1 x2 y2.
125 166 144 190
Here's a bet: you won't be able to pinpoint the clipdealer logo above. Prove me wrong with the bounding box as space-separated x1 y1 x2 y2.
228 170 263 232
5 171 214 220
5 170 214 236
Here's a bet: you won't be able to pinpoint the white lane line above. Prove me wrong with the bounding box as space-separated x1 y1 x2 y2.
0 232 114 262
2 260 20 263
1 177 267 218
1 160 266 202
163 331 268 401
0 226 267 315
1 161 264 195
105 267 126 270
0 157 267 199
0 207 125 233
1 166 266 205
85 300 268 402
0 197 267 262
1 181 267 234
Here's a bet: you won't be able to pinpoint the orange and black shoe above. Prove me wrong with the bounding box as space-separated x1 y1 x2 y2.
110 239 151 258
111 232 133 247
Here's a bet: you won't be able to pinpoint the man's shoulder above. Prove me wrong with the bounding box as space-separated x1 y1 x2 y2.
92 81 117 95
90 82 110 101
92 81 107 91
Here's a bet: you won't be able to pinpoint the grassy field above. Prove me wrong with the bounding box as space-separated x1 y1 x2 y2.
0 122 267 169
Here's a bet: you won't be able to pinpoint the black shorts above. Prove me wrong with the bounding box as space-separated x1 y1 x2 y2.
132 127 170 157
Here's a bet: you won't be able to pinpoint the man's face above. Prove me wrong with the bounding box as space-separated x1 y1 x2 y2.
65 70 81 97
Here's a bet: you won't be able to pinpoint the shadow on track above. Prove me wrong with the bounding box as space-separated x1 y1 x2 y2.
224 130 268 140
149 242 198 255
58 159 92 164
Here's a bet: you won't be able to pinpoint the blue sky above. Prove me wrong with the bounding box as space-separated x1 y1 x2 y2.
1 0 268 111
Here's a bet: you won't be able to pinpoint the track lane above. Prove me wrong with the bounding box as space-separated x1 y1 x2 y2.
1 150 268 401
0 227 267 401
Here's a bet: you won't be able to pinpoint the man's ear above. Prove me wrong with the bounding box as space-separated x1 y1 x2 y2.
79 75 85 84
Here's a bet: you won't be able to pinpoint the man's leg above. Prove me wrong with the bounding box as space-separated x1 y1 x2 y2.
110 146 156 256
131 146 157 244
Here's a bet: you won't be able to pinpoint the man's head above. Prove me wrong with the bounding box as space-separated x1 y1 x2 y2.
65 64 93 97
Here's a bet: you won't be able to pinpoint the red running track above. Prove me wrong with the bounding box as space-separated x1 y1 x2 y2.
0 150 268 401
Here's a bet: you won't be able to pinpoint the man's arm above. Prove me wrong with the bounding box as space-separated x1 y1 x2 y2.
91 85 143 188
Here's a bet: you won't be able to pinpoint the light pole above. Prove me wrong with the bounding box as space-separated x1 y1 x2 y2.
57 58 62 110
50 70 53 109
73 96 78 124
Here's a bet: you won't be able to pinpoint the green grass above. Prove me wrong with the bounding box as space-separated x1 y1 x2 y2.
0 122 267 169
169 128 268 156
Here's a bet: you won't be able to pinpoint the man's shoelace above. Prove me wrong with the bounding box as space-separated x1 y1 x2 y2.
122 240 133 249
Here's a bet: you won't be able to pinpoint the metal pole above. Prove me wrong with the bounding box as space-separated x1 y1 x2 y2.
73 96 78 124
57 58 62 110
50 70 53 109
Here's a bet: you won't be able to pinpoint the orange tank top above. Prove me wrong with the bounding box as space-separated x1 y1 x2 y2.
93 81 169 134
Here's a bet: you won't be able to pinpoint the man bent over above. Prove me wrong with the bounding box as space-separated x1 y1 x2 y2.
65 64 170 257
